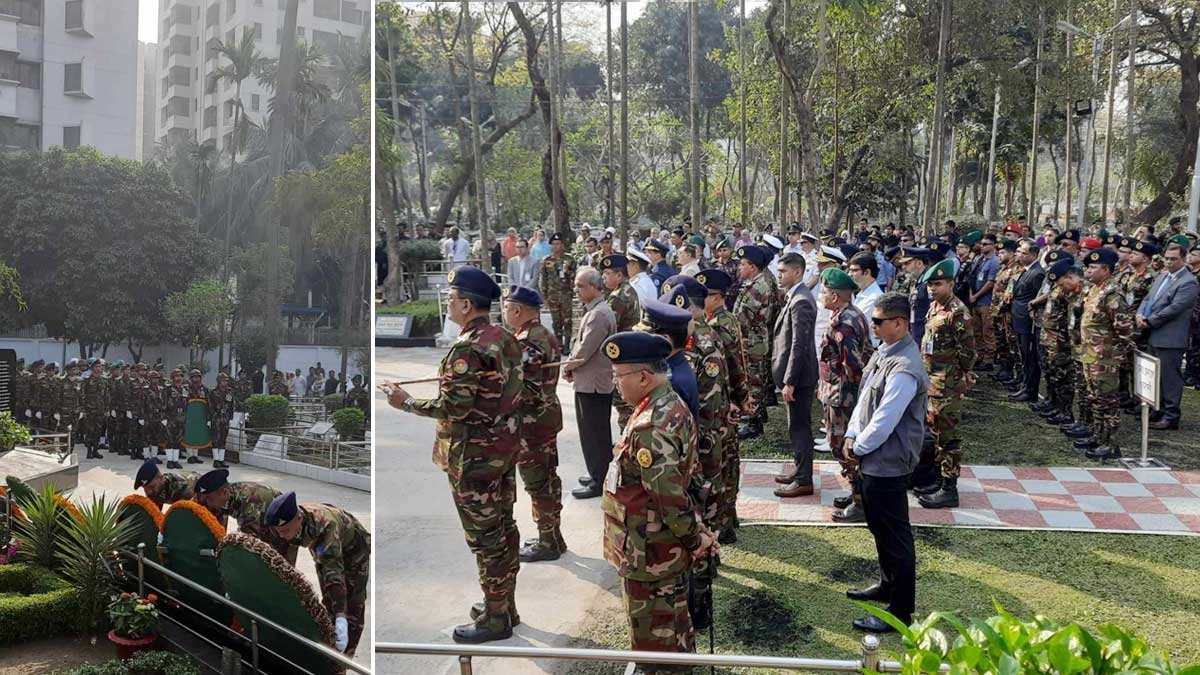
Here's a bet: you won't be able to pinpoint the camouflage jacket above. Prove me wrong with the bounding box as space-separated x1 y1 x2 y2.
1067 284 1086 352
233 376 253 406
345 385 370 420
684 320 726 486
818 303 873 409
296 503 371 616
59 376 85 418
513 319 563 441
404 316 524 481
143 385 166 422
269 380 289 397
222 481 281 532
705 306 749 407
540 254 578 307
994 261 1020 313
607 280 642 332
32 373 54 412
1080 276 1133 363
733 269 777 354
153 471 198 507
1040 285 1071 344
208 386 235 425
81 374 110 417
110 375 132 413
1119 266 1155 320
168 384 189 422
922 295 977 398
14 370 32 411
601 381 701 582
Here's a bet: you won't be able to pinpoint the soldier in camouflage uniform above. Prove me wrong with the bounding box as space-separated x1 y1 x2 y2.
1117 238 1157 411
208 373 235 468
601 254 644 428
697 268 748 544
601 331 718 675
269 371 289 398
233 369 253 415
1037 252 1076 427
541 233 578 350
343 375 370 432
991 240 1021 383
14 360 35 425
266 492 370 655
816 268 874 522
386 266 524 643
105 362 128 457
134 459 199 508
733 245 776 439
164 369 188 469
915 258 977 509
191 469 293 558
29 361 52 428
713 239 741 310
58 360 85 447
145 371 170 464
501 285 567 564
1073 247 1133 460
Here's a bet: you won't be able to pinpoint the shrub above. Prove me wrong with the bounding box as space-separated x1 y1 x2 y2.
246 395 289 431
858 601 1199 674
54 651 201 675
106 591 160 639
331 407 365 440
322 392 346 413
58 495 136 635
13 485 70 570
0 411 32 452
0 564 79 644
377 300 440 337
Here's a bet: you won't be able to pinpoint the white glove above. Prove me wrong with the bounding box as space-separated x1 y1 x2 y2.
206 421 211 427
25 409 31 417
54 413 60 421
334 616 349 652
139 419 145 426
127 411 133 419
110 411 117 418
161 420 168 427
78 411 85 420
36 411 42 419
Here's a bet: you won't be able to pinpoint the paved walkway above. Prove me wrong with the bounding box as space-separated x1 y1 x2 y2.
740 460 1200 535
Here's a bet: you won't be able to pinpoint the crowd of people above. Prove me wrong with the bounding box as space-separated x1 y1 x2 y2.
380 211 1198 673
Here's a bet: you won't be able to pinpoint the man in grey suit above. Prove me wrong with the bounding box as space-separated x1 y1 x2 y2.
1008 240 1045 401
772 253 820 497
1136 242 1199 429
506 239 540 290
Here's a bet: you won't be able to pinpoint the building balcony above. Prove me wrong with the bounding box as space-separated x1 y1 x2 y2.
163 81 192 101
0 13 17 55
0 78 16 119
166 49 194 71
161 111 192 133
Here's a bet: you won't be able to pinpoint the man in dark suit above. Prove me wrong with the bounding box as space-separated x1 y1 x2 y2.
1009 240 1045 402
771 253 820 497
1136 241 1200 429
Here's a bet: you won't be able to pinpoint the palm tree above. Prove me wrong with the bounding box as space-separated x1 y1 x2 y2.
257 41 332 142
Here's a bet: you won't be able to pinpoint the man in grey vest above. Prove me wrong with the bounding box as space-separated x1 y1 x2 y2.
841 292 929 634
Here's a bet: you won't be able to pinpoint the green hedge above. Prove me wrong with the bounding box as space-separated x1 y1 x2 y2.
322 392 346 413
246 394 289 430
54 651 202 675
331 407 365 440
0 564 80 644
377 300 440 337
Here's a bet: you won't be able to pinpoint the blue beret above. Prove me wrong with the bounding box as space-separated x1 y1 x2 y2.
839 244 860 259
602 331 673 364
658 286 692 311
1104 235 1120 246
1132 240 1160 256
662 274 706 304
195 469 229 494
640 298 692 331
736 245 769 268
1045 258 1077 282
600 254 628 270
1084 248 1119 268
1044 250 1074 265
134 460 160 489
1054 229 1080 244
695 268 733 292
265 491 299 527
447 265 501 301
924 241 951 260
644 239 669 254
502 285 543 307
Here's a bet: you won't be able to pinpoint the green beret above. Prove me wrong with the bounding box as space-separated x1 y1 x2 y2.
821 267 857 291
688 234 706 247
1168 234 1190 249
920 258 957 284
960 230 983 247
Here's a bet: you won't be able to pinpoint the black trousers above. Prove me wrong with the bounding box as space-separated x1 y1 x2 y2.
1017 330 1040 395
786 384 816 484
575 391 614 484
1152 346 1185 422
861 472 916 624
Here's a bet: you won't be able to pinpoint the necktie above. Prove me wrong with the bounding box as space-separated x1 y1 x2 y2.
1144 273 1173 318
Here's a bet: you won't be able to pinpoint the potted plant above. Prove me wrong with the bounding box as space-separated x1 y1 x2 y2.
106 591 160 658
0 411 32 453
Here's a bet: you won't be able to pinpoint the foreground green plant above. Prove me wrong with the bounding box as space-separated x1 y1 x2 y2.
13 485 70 570
0 411 32 451
57 495 136 635
53 651 201 675
106 591 159 639
0 563 78 644
857 600 1200 675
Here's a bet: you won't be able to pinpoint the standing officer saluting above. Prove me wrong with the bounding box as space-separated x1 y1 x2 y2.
384 266 524 643
600 331 718 675
265 491 370 656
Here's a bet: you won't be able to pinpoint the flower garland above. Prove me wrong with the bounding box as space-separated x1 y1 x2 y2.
119 493 166 532
54 494 83 521
217 532 335 647
165 500 226 540
0 486 27 522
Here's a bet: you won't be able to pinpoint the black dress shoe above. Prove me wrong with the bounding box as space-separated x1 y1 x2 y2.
577 476 595 487
1064 425 1094 438
845 583 890 601
1031 401 1055 413
831 503 865 522
853 616 897 633
1150 419 1180 430
832 494 854 509
1038 408 1058 419
571 484 602 499
911 479 942 496
718 528 737 545
1072 437 1099 450
1009 392 1036 402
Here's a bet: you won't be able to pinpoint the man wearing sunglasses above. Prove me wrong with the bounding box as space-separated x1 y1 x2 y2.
842 292 928 634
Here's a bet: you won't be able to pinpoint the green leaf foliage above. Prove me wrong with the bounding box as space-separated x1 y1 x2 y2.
246 394 290 430
56 495 137 635
0 564 79 645
331 407 365 440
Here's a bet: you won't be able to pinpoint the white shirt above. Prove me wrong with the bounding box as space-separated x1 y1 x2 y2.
630 272 658 305
450 237 471 262
681 261 701 277
854 281 884 346
291 376 307 397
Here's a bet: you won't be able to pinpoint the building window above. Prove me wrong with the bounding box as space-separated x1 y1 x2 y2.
297 26 304 37
206 2 219 27
168 65 190 86
313 0 338 20
17 61 40 89
64 0 84 31
0 119 40 151
225 0 235 15
224 99 234 121
341 1 361 25
63 126 81 150
63 63 83 93
226 27 235 46
251 94 259 111
0 53 15 81
254 22 262 40
204 106 216 128
312 29 338 56
10 0 42 26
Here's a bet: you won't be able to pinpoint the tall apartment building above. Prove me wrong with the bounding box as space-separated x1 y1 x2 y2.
0 0 139 158
137 40 159 160
156 0 367 152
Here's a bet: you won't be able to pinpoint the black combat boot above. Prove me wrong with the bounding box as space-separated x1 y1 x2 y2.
717 527 737 545
453 605 513 643
469 599 520 626
691 580 713 630
918 477 958 509
1064 424 1093 438
736 418 762 440
1073 436 1100 451
912 478 942 496
1086 442 1121 461
519 531 563 563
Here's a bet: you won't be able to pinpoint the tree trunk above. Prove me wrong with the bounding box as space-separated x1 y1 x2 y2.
1135 50 1199 225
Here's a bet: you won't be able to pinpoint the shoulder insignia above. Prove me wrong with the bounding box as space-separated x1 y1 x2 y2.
704 360 719 378
452 358 469 375
605 342 620 359
636 448 654 468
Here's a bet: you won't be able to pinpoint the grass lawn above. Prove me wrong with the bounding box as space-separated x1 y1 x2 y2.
566 526 1200 674
740 378 1200 471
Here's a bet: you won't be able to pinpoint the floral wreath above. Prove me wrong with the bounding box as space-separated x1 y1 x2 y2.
119 493 166 532
54 494 83 521
164 500 226 540
0 486 26 522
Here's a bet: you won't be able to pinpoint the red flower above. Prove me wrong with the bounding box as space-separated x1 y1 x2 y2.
120 592 132 599
146 593 158 604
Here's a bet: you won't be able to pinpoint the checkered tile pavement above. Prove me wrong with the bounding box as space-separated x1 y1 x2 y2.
738 460 1200 535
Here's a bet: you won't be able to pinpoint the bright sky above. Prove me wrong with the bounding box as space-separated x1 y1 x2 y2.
139 0 156 43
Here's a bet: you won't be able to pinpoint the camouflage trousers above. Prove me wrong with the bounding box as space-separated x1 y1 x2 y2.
78 413 106 447
1074 359 1092 426
517 435 563 534
743 340 769 421
994 311 1015 371
716 422 741 532
826 404 860 500
1084 362 1121 443
926 395 963 479
108 413 129 453
1045 339 1074 416
546 302 574 350
329 545 370 656
449 468 520 611
211 421 230 449
169 419 185 449
622 574 695 675
614 395 634 430
972 305 996 364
